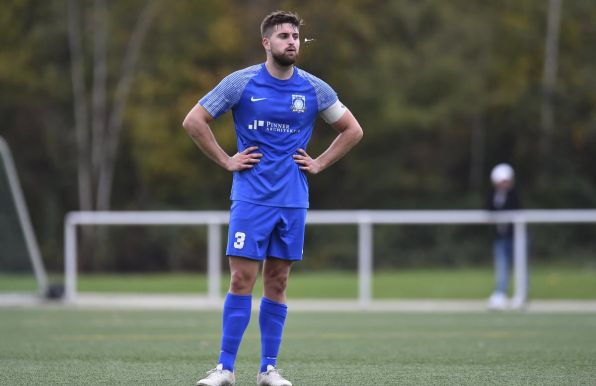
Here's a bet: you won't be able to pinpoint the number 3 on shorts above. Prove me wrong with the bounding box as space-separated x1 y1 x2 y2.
234 232 246 249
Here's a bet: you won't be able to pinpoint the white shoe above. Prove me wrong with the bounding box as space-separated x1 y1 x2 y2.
197 364 235 386
256 365 292 386
510 296 527 310
487 292 508 311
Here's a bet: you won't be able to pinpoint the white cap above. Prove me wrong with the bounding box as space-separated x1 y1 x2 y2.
490 163 514 184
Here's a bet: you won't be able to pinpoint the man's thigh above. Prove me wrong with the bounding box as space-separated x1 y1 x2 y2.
226 201 278 260
268 207 307 261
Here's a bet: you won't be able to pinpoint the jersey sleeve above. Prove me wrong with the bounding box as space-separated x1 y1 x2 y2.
199 65 260 118
297 69 338 112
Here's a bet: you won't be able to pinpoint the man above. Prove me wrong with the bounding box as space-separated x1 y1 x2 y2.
183 10 363 386
486 163 522 311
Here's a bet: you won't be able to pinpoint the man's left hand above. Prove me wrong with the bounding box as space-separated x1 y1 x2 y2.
293 148 322 174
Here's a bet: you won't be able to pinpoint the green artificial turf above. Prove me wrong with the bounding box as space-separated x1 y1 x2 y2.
0 308 595 385
1 266 595 299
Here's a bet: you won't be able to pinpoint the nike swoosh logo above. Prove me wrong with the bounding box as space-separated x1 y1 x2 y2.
251 97 267 102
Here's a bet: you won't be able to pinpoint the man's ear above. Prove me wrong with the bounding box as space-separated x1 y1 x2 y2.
262 37 270 51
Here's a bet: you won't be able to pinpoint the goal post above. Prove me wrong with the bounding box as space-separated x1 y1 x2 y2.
0 135 48 297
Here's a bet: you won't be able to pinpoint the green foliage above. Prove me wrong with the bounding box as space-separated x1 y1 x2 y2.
1 1 596 271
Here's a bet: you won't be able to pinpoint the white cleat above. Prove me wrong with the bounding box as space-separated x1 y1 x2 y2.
197 364 235 386
487 292 509 311
257 365 292 386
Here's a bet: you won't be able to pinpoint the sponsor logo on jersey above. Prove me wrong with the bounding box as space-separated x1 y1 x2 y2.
250 96 267 102
247 119 300 134
291 95 306 113
248 120 265 130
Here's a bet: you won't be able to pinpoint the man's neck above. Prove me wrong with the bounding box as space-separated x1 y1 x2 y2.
265 60 294 80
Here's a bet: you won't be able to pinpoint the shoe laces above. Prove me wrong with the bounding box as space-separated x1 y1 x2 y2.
206 364 225 376
263 365 284 377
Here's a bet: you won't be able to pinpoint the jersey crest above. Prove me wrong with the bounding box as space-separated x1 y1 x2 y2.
291 94 306 113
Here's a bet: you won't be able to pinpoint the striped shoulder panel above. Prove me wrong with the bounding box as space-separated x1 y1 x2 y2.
199 64 262 118
296 68 338 111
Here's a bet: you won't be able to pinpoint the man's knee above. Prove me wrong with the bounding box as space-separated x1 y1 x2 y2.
230 269 257 294
267 277 288 296
264 269 289 297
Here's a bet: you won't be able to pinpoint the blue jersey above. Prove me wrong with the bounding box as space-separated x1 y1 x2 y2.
199 63 338 208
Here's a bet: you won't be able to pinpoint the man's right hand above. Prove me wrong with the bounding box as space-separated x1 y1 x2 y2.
226 146 263 171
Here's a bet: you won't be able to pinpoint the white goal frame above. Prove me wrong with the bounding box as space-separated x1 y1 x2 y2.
64 209 596 306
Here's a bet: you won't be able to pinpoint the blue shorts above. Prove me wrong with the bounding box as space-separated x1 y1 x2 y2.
226 201 307 261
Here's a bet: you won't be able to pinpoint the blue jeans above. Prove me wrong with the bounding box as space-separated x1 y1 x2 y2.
493 237 513 295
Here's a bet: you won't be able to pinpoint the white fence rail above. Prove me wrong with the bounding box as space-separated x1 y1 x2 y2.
64 210 596 306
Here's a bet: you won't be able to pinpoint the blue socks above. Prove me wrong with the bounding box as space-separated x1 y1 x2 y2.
217 294 288 373
218 293 252 371
259 297 288 373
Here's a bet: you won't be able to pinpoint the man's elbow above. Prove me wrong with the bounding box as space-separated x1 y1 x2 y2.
183 105 212 134
182 114 194 133
183 113 204 137
352 124 364 144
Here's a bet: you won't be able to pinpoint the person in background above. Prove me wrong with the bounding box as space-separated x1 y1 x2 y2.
486 163 522 310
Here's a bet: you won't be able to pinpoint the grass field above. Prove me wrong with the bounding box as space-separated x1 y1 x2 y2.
1 308 595 385
2 266 596 298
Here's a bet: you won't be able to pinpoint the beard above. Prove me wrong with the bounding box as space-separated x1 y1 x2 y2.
272 49 297 67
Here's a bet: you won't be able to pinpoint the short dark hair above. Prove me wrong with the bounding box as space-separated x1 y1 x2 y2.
260 10 303 37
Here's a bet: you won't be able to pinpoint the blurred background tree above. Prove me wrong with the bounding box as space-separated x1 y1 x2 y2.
1 0 595 272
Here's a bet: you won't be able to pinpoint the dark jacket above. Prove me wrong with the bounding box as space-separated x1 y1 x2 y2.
486 187 522 238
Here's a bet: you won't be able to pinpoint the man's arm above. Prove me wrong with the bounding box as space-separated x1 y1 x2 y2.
293 110 363 174
182 104 262 171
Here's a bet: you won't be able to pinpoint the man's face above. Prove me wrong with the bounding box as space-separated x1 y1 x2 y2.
264 23 300 66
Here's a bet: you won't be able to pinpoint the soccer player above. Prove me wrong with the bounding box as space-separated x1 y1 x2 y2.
183 10 363 386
